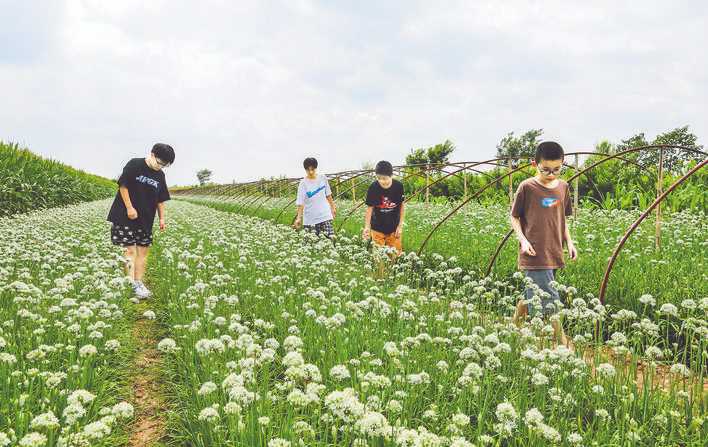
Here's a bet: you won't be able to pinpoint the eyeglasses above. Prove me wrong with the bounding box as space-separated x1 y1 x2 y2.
538 166 564 176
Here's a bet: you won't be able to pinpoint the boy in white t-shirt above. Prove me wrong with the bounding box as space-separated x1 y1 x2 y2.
293 157 337 238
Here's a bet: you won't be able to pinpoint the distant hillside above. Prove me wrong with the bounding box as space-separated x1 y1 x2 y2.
0 141 116 217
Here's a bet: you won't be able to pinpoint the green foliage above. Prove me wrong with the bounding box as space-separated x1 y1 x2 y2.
405 139 456 166
642 125 704 173
495 128 543 164
0 141 115 217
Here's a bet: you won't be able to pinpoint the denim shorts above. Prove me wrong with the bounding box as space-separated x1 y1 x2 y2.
524 269 560 317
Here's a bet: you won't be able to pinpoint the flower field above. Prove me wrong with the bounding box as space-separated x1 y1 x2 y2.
149 201 706 446
1 199 706 446
178 195 708 314
0 204 136 445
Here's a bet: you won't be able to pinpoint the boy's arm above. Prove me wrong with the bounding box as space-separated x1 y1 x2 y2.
157 202 167 230
563 225 577 260
293 182 305 228
293 205 304 228
119 186 138 220
395 202 405 237
510 215 535 256
326 194 336 218
363 206 373 240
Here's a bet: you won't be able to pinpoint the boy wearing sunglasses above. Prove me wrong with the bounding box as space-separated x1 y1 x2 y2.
107 143 175 299
511 141 577 345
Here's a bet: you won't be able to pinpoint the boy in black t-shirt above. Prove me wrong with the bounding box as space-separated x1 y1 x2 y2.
107 143 174 299
363 161 405 257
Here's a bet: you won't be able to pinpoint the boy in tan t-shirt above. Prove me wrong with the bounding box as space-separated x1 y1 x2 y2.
510 141 578 345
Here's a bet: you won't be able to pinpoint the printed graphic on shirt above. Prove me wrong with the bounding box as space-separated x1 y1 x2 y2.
306 185 326 198
541 197 560 208
136 175 160 189
377 196 398 212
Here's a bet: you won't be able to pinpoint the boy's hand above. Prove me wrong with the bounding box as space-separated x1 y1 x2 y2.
362 227 371 241
567 241 578 260
159 219 166 231
394 225 403 239
127 207 138 220
293 217 302 229
520 239 536 256
331 205 337 219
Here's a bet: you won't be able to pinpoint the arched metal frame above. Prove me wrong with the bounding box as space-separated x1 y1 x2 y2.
597 158 706 301
173 145 706 304
474 145 705 303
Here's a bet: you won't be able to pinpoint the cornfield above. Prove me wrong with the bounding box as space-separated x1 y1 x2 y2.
0 141 115 217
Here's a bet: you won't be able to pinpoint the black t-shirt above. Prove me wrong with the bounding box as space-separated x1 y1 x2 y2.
365 179 405 234
107 158 170 232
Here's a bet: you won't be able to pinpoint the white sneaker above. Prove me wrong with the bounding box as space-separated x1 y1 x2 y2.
133 281 151 299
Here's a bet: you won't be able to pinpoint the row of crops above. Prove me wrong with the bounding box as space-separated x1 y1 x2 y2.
0 142 116 217
0 204 137 445
150 201 707 445
0 199 705 445
176 196 707 314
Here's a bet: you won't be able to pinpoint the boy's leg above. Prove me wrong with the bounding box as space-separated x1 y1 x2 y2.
134 245 150 282
512 300 528 326
133 226 153 283
320 220 334 239
526 269 567 344
551 318 568 346
370 230 388 278
385 233 402 257
124 246 136 280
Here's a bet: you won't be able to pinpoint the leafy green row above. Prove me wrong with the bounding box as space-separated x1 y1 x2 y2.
0 142 115 217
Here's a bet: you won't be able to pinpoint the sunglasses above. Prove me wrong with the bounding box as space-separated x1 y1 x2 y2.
155 157 171 168
538 166 563 176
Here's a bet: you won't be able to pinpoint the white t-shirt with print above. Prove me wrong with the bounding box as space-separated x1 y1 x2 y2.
296 175 333 226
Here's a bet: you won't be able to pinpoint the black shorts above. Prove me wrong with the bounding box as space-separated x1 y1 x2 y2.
110 223 153 247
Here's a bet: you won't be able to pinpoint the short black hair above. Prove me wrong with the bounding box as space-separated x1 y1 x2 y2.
535 141 564 163
375 160 393 176
152 143 175 165
303 157 318 169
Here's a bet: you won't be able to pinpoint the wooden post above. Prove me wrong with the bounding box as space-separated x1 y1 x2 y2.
463 163 468 200
508 158 514 205
426 165 430 204
655 149 664 250
573 154 579 219
351 178 356 202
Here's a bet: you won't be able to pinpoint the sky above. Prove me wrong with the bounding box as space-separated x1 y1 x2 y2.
1 0 706 186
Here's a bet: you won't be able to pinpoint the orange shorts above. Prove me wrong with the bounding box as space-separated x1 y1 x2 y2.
371 230 402 255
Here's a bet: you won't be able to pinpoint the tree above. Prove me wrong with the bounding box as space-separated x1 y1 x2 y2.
615 127 703 173
405 139 456 166
405 148 429 166
595 140 615 155
495 129 543 166
427 140 456 165
197 169 213 186
646 126 703 173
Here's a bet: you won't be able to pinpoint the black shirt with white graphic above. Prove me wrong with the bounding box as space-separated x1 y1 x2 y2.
107 158 170 232
365 179 404 235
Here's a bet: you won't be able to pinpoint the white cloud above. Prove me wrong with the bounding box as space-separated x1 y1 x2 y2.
0 0 705 185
